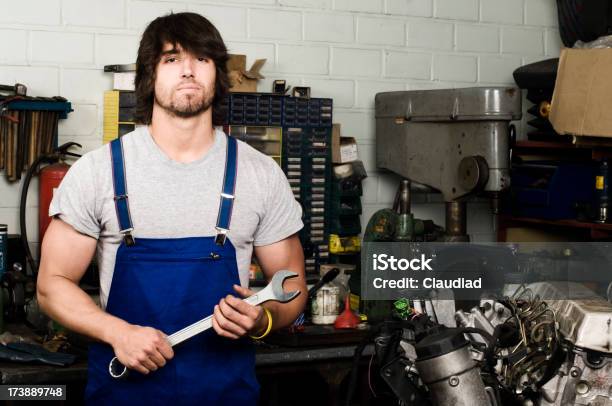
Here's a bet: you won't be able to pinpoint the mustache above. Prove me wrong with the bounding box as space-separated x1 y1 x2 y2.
176 80 203 88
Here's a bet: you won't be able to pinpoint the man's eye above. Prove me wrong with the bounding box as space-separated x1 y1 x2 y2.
197 57 209 62
165 57 177 63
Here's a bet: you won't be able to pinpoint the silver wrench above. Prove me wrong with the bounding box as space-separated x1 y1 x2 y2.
109 270 300 378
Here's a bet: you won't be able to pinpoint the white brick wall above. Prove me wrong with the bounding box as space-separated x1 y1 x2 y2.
304 12 354 43
249 9 301 40
0 0 61 25
434 54 477 82
57 104 99 137
386 0 433 17
279 0 331 9
0 0 561 246
31 31 94 65
332 48 381 77
385 50 431 79
435 0 479 21
59 68 111 104
277 44 329 74
407 20 454 50
62 0 126 29
128 1 187 30
502 27 545 55
481 0 523 25
525 0 558 27
188 5 248 40
479 55 522 84
304 13 355 42
96 34 140 67
335 0 383 14
0 30 28 64
545 29 563 56
456 24 499 53
357 16 405 46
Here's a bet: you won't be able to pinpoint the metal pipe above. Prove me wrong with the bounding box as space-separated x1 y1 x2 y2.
393 179 411 214
445 201 467 237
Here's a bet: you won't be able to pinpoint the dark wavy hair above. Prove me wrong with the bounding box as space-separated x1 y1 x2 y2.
134 12 229 125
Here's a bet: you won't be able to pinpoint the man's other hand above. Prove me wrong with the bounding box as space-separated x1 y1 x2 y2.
110 324 174 375
212 285 267 339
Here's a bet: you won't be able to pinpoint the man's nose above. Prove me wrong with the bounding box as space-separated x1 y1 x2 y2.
181 57 195 78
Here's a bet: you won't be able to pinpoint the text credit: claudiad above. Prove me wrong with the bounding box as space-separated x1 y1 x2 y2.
371 254 482 289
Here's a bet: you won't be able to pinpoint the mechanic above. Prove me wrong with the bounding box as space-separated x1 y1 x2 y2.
37 11 307 404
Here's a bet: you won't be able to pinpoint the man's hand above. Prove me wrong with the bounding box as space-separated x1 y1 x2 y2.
212 285 268 339
109 324 174 375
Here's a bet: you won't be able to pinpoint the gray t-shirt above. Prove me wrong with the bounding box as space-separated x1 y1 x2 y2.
49 126 303 309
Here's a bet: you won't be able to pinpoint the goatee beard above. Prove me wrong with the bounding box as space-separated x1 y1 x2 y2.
155 94 214 118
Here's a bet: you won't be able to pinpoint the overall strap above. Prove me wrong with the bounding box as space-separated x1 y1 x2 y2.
109 138 135 246
215 134 238 246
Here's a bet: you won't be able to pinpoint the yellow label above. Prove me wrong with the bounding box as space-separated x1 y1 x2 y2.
349 293 359 311
103 91 120 144
329 234 343 253
596 176 604 190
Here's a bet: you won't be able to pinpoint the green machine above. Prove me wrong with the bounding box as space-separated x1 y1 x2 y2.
364 180 441 243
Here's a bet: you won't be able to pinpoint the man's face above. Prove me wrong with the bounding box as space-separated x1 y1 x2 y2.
153 42 216 118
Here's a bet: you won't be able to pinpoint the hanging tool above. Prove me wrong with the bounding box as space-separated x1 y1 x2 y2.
0 83 27 97
109 270 301 379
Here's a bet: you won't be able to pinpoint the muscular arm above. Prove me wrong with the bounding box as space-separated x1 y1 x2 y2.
254 233 307 329
37 218 173 374
37 218 125 343
212 233 307 338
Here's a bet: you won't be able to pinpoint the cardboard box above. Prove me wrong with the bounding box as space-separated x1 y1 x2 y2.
550 48 612 138
227 54 266 93
331 124 358 163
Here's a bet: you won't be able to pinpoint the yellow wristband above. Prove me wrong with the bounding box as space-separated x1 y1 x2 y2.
250 307 272 340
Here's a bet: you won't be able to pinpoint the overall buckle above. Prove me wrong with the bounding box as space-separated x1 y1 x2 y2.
215 227 228 246
121 228 135 247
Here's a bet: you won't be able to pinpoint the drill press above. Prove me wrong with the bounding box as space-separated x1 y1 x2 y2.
372 87 522 242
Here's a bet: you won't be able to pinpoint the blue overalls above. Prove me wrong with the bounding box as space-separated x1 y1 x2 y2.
85 135 259 405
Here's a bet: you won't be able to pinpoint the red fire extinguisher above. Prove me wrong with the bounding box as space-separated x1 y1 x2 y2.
39 162 72 240
20 142 81 273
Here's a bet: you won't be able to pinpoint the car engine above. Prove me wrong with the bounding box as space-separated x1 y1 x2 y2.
349 282 612 406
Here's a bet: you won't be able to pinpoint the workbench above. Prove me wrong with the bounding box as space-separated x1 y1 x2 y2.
0 328 376 406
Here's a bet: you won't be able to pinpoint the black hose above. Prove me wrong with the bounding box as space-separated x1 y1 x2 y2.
19 154 53 276
18 142 81 276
